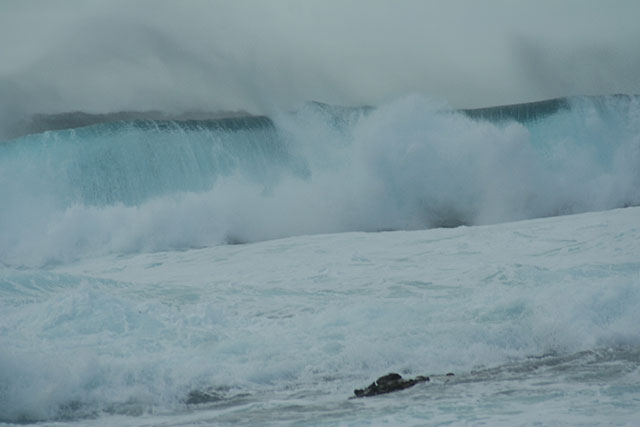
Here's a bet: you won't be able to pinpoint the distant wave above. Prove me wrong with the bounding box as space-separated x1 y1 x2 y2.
1 95 638 266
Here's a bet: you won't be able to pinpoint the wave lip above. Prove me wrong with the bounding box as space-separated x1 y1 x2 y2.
4 94 637 140
1 110 274 141
461 96 571 123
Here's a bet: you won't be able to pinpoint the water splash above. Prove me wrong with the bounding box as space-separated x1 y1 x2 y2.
0 95 638 266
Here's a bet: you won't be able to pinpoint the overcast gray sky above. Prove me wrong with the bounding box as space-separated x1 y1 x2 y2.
1 0 639 119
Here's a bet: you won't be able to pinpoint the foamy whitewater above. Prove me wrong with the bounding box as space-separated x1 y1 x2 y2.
1 95 639 425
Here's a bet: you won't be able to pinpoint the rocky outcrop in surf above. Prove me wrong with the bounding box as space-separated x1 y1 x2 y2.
352 373 431 398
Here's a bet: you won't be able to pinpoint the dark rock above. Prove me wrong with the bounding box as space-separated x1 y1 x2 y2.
353 373 429 398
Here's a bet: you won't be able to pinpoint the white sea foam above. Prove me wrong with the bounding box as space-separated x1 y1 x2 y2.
1 207 639 424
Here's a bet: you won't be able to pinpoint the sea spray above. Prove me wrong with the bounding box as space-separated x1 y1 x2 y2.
0 95 638 267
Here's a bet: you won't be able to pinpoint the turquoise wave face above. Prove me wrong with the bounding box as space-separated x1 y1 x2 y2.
0 95 638 266
0 117 292 207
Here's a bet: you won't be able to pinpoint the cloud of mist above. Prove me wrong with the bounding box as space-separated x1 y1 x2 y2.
1 0 639 129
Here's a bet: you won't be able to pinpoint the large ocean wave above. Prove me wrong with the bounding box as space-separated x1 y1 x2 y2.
1 95 639 267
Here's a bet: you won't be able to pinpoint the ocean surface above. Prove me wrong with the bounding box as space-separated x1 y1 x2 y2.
1 95 639 425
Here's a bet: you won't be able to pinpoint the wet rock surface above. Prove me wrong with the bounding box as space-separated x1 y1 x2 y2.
353 373 431 398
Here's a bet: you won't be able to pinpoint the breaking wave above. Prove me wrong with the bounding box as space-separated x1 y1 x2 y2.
1 95 639 266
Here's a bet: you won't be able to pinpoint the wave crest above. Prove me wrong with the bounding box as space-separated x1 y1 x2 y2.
1 95 638 266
